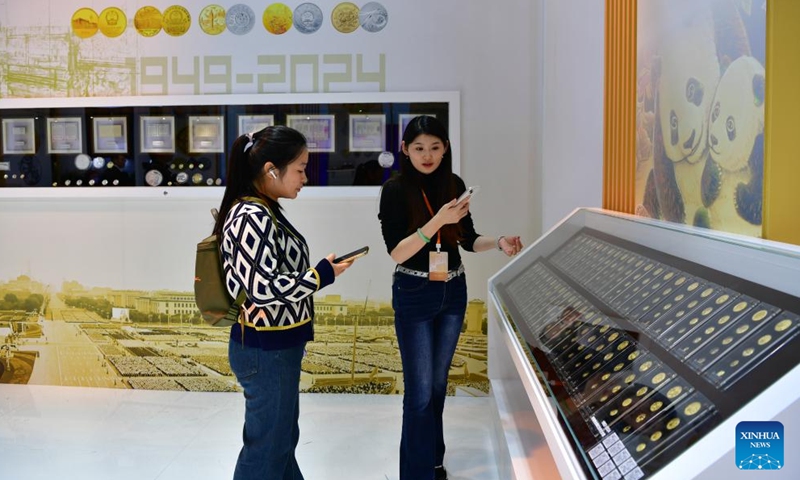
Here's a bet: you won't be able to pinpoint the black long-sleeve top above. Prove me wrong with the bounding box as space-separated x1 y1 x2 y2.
378 173 481 271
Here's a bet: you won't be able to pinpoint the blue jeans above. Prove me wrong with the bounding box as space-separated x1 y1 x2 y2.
392 271 467 480
229 340 306 480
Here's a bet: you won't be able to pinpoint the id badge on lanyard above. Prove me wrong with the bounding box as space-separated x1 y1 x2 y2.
420 189 448 281
429 250 448 282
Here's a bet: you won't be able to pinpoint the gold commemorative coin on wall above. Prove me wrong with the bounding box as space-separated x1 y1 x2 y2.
163 5 191 37
72 8 99 39
263 3 293 34
99 7 127 38
331 2 359 33
200 5 227 35
135 6 163 37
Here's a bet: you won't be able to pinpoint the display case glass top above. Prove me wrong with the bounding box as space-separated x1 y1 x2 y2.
489 209 800 480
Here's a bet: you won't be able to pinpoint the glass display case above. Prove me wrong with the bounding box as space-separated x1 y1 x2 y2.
488 208 800 480
0 92 457 191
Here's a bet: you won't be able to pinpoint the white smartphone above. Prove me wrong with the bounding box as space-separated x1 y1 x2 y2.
456 186 480 204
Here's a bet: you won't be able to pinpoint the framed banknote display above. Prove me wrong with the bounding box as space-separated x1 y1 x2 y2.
2 118 36 154
286 114 335 153
237 114 274 137
349 114 385 152
92 117 128 154
140 115 175 153
46 117 82 154
488 208 800 480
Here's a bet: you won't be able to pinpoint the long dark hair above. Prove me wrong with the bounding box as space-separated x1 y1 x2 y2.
213 125 307 236
398 115 461 245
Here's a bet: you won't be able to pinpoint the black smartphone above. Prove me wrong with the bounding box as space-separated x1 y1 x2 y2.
333 246 370 263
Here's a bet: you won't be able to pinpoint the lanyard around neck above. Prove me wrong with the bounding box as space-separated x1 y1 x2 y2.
420 189 441 251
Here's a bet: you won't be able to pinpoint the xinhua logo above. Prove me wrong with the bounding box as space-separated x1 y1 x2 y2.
736 421 784 470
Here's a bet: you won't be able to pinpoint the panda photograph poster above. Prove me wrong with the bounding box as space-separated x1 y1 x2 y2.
634 0 766 238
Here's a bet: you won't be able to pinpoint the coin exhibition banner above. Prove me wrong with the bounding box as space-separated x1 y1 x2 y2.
634 0 766 238
0 2 492 395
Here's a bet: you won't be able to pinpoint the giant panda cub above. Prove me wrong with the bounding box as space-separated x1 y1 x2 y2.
704 55 765 237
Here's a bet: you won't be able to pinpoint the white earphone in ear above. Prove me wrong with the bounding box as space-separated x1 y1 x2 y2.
269 169 277 179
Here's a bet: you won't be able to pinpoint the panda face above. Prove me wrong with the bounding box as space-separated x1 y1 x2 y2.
708 56 765 172
657 12 720 164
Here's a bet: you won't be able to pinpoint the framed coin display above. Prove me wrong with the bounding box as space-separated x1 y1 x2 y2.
2 118 36 154
92 117 127 154
46 117 83 154
188 116 224 153
140 116 175 153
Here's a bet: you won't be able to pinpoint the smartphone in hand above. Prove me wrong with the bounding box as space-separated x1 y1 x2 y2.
333 246 370 264
456 186 480 204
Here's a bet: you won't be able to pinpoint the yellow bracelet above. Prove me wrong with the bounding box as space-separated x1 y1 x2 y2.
417 228 431 243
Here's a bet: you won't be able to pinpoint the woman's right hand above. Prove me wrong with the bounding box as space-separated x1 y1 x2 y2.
435 198 471 226
326 253 354 277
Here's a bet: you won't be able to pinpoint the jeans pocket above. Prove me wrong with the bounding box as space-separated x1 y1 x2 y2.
229 342 259 380
393 272 429 292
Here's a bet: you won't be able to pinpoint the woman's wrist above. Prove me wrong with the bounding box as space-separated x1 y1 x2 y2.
496 236 505 251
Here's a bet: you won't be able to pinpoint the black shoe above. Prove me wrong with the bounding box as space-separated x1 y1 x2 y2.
435 465 448 480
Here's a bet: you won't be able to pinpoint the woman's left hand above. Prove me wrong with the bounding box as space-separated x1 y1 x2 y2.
499 235 523 257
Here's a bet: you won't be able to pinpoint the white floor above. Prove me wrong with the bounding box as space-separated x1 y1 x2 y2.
0 384 501 480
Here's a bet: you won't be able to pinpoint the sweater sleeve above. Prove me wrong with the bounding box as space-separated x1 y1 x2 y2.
378 179 410 254
222 203 323 308
454 174 481 252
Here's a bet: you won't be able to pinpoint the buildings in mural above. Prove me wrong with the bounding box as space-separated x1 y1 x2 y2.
0 275 489 396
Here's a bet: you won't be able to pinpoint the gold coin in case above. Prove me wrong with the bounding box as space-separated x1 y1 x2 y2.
636 443 647 452
667 386 683 399
652 372 667 384
758 334 772 346
776 319 793 332
621 398 633 407
650 431 663 442
135 6 162 37
199 5 227 35
684 401 702 416
650 401 663 412
163 5 191 36
99 7 127 38
72 8 99 38
636 386 649 397
332 2 360 33
667 418 681 430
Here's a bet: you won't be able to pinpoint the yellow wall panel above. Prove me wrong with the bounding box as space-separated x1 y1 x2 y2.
764 0 800 245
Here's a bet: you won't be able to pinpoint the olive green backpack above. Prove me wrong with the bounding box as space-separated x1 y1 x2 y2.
194 197 265 326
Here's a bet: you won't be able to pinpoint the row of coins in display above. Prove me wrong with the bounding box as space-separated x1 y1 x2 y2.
550 233 800 390
71 2 388 39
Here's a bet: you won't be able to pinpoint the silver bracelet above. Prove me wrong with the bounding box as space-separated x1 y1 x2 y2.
496 236 505 251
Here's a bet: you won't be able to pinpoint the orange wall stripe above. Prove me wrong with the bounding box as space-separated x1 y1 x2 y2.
603 0 637 213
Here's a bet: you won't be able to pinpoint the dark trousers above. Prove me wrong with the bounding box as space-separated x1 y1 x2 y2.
392 271 467 480
229 340 306 480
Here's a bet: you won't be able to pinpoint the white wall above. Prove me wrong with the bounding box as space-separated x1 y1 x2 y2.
540 0 606 232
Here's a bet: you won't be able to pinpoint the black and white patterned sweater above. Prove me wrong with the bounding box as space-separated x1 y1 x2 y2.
221 199 335 350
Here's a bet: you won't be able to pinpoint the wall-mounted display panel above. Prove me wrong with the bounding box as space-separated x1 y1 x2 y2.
489 209 800 480
0 92 458 193
2 118 36 155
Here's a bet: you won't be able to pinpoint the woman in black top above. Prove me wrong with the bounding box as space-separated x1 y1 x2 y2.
378 116 523 480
